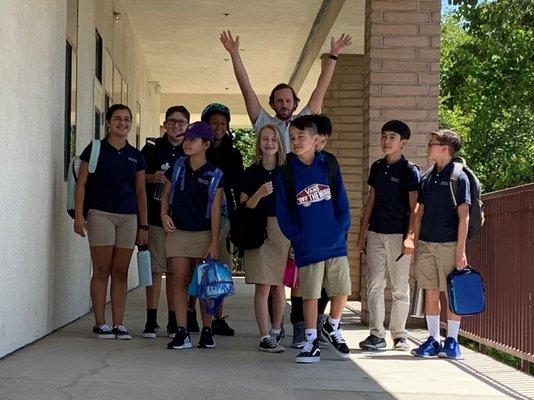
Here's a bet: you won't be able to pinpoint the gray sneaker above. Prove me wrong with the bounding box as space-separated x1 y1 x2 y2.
359 334 386 350
291 321 306 349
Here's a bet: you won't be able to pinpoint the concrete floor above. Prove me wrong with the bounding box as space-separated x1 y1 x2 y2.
1 277 533 400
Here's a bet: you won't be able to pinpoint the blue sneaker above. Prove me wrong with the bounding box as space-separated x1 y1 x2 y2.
438 337 461 359
411 336 441 357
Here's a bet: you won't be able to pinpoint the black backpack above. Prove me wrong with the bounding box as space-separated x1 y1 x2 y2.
226 203 267 258
281 151 340 217
421 157 485 239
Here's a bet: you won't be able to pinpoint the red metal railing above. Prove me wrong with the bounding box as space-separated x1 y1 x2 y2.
456 183 534 367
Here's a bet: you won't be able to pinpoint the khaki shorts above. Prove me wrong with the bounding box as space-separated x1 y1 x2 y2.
299 256 351 300
86 209 137 249
165 229 211 259
416 240 456 291
148 225 170 273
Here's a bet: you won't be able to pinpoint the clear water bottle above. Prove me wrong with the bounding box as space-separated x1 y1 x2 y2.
153 162 170 201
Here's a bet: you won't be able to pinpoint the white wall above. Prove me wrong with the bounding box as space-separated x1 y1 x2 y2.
0 0 160 358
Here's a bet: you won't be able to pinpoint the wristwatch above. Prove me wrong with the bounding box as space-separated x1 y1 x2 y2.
138 225 149 231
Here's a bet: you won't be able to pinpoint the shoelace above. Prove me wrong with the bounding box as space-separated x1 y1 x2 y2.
99 324 112 332
329 328 346 344
302 340 314 353
265 336 279 347
114 325 128 333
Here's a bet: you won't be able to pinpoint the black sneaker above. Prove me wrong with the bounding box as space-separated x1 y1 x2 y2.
112 325 132 340
269 328 284 344
166 324 176 339
140 322 159 339
258 336 285 353
92 324 115 339
295 339 321 363
187 309 200 333
322 320 350 359
212 315 235 336
198 327 216 349
167 326 192 350
359 334 387 351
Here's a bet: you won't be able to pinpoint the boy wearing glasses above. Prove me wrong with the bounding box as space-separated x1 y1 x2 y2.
357 120 420 351
411 129 470 359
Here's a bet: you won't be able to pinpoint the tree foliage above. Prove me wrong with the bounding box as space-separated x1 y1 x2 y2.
231 127 256 169
440 0 534 192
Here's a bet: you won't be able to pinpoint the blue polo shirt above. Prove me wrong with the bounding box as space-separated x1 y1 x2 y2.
418 161 471 243
142 134 185 226
368 156 421 234
240 163 279 217
164 158 224 232
80 139 146 214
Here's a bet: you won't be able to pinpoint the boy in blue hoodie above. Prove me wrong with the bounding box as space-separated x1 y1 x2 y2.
276 116 351 364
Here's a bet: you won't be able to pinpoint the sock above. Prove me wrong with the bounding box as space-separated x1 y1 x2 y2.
147 309 157 325
447 320 461 340
260 334 270 341
270 328 281 335
328 316 341 329
168 310 177 328
305 328 317 342
426 315 440 342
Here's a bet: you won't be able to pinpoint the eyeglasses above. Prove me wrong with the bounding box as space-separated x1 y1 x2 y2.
427 141 443 148
166 119 188 127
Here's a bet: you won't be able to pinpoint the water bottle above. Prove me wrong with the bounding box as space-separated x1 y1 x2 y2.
137 246 153 286
153 162 170 201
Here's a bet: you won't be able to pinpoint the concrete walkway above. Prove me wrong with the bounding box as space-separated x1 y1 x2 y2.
1 277 533 400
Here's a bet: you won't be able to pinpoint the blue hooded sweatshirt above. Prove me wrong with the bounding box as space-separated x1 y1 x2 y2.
275 152 351 268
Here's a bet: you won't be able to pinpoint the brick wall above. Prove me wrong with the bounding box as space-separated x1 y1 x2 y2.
320 54 366 300
361 0 441 323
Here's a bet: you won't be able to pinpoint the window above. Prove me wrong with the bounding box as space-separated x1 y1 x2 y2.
64 42 77 181
95 30 103 84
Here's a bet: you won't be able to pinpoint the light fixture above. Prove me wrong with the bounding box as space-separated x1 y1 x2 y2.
113 12 121 21
149 81 162 94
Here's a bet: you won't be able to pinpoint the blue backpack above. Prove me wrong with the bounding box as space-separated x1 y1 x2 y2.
168 157 229 232
188 258 234 314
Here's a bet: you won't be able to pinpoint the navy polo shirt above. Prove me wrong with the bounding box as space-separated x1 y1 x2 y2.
80 139 146 214
368 156 421 234
418 161 471 243
164 158 224 231
240 163 279 217
142 134 185 226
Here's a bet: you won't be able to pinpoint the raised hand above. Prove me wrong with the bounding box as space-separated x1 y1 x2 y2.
330 33 352 56
220 30 240 54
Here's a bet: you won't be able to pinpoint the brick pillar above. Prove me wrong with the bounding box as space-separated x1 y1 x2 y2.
320 54 366 300
361 0 441 324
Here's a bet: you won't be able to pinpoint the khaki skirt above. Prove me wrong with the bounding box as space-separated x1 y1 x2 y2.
243 217 290 285
165 229 211 259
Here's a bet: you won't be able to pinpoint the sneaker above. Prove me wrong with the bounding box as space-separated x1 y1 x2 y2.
438 337 462 359
167 326 192 350
112 325 132 340
411 336 441 357
258 336 285 353
166 324 176 339
198 327 216 349
187 309 200 333
140 323 159 339
291 321 306 349
212 315 235 336
269 329 284 344
295 339 321 364
359 334 387 351
92 324 115 339
393 338 410 351
322 320 350 359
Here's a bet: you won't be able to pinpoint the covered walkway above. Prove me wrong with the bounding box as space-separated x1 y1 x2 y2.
1 278 532 400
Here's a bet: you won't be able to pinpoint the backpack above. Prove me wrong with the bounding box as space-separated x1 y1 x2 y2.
281 151 340 216
421 158 484 239
66 139 101 219
226 203 267 257
188 258 235 315
168 157 229 232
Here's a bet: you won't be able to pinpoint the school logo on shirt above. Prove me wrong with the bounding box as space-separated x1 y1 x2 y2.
296 184 331 207
128 157 138 163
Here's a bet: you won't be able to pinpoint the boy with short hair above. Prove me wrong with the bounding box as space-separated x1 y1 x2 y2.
412 129 470 359
357 120 420 351
275 116 351 364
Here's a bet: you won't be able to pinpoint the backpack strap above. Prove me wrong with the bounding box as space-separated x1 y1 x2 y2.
168 157 186 207
419 165 435 198
448 162 464 208
205 167 224 219
324 152 339 201
88 139 101 174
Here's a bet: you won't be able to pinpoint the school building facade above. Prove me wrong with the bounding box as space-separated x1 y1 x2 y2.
0 0 440 358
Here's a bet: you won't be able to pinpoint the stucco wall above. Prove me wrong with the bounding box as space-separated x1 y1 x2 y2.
0 0 160 358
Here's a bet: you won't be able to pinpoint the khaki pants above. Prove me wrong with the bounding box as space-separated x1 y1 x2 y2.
366 231 411 340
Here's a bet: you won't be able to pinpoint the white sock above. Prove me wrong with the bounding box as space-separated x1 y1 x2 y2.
305 328 317 342
260 334 270 341
425 315 441 342
447 320 461 340
328 316 341 329
270 328 281 336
